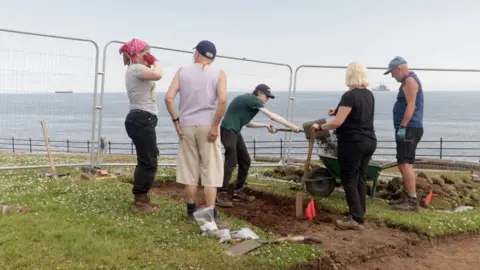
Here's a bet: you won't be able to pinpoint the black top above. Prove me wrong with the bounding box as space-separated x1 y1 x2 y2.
334 88 377 143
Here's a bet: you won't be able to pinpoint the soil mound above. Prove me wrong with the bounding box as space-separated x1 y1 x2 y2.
262 167 479 210
376 172 479 210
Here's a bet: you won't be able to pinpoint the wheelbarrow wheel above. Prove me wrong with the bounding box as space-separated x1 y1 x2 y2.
305 166 336 197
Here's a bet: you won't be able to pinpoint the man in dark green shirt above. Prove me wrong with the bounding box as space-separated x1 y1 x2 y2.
216 84 300 208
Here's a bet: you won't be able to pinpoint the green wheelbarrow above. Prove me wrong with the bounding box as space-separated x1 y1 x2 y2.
304 154 401 198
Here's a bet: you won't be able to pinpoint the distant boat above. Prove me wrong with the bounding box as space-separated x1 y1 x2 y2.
55 90 73 94
372 82 390 92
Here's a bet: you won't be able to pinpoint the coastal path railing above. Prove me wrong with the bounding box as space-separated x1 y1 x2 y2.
1 137 479 162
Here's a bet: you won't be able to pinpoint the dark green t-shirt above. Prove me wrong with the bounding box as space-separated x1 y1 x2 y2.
221 94 264 133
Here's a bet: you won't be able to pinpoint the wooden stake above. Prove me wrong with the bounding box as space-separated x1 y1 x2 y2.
40 120 57 179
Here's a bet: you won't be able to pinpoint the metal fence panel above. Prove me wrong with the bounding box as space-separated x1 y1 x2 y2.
96 41 294 166
286 64 480 161
0 28 100 169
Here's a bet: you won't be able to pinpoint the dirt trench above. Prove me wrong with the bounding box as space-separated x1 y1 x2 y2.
151 182 480 270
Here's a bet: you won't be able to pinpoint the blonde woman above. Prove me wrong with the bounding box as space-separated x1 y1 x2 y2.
312 62 377 231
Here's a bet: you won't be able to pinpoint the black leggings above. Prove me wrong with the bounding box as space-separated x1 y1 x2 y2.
337 139 377 224
124 110 159 195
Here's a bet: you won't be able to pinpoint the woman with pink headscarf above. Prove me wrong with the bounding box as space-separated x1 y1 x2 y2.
119 38 163 213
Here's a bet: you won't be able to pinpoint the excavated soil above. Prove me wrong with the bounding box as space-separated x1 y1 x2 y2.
376 171 479 210
151 181 480 270
263 168 479 210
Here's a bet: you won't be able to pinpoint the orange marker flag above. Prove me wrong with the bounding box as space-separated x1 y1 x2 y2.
305 200 316 220
424 190 433 206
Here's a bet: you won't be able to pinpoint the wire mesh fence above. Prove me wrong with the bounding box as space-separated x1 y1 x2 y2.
1 29 480 171
0 28 100 168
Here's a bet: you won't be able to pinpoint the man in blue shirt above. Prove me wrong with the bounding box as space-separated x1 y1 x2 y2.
384 56 424 212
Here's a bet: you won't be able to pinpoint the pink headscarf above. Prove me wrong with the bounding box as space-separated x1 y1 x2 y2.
119 38 148 63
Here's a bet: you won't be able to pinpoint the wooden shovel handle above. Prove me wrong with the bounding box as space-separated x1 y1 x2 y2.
262 235 323 244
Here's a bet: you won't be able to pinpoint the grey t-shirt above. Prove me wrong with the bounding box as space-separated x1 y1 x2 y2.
125 64 158 116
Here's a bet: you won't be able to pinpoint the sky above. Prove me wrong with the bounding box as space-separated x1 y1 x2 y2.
0 0 479 94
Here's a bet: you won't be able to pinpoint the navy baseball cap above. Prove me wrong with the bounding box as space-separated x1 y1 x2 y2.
194 40 217 60
255 84 275 99
384 56 407 75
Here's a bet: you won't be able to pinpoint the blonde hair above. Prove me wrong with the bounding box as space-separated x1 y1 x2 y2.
345 62 369 89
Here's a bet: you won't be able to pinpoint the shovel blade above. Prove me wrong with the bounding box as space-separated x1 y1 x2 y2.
226 239 262 256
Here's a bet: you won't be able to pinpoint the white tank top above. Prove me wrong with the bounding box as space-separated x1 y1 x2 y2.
178 63 221 126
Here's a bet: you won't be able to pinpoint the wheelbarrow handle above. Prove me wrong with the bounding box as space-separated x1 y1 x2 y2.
379 158 425 170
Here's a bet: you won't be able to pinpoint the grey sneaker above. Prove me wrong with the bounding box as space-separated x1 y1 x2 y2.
335 216 364 231
216 191 233 208
233 188 256 202
391 196 419 212
388 192 406 205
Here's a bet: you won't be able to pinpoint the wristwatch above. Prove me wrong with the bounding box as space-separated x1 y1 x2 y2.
172 117 179 123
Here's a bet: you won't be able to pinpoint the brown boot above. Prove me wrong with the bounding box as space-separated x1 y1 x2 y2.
146 192 160 208
131 194 158 213
216 191 233 208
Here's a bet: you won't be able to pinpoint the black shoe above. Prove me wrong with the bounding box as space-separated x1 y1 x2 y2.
186 213 196 224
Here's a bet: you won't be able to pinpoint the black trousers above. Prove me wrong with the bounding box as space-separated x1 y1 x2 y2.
219 127 251 192
337 139 377 224
124 110 159 195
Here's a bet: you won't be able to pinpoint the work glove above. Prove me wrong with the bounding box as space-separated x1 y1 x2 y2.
396 127 406 141
143 53 157 67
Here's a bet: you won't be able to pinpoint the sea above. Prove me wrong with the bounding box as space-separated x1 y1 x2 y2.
0 91 479 161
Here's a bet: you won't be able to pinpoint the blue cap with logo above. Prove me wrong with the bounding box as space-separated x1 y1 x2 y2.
194 40 217 60
384 56 407 75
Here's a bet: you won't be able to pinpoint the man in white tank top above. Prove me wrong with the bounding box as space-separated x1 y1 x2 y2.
164 40 229 229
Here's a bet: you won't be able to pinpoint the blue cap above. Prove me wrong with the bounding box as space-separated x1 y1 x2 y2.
384 56 407 75
194 40 217 60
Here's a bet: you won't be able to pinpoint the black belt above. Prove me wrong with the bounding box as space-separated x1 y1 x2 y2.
129 109 156 117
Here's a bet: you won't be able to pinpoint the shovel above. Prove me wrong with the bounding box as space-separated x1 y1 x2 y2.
226 235 323 256
270 126 305 133
295 128 317 218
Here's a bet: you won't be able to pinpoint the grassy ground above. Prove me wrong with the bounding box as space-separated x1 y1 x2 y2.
0 153 322 269
111 162 480 238
1 152 479 269
246 167 480 237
